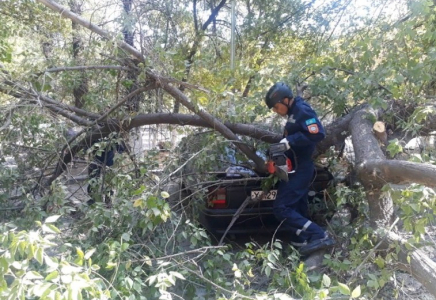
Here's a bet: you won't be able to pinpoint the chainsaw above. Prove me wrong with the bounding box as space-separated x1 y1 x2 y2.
266 143 294 181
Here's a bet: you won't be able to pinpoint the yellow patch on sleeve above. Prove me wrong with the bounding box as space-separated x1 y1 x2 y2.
308 124 319 134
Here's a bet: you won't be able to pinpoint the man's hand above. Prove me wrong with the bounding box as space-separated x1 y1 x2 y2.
280 138 290 150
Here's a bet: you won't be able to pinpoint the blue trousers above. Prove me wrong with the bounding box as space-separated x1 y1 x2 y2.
273 161 325 244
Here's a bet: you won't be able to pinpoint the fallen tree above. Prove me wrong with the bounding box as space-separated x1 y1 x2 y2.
0 0 435 297
349 106 436 296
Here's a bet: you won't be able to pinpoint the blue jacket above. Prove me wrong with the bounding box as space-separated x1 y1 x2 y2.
94 142 125 167
283 96 325 166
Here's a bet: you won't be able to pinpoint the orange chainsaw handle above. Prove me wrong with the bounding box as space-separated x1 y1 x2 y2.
286 158 293 172
266 160 276 174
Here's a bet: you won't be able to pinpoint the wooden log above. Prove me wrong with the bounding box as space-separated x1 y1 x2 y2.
385 232 436 297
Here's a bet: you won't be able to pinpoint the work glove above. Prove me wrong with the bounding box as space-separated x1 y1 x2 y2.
280 138 290 150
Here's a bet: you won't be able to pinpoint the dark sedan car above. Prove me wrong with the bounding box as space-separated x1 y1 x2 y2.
198 165 334 237
172 132 334 238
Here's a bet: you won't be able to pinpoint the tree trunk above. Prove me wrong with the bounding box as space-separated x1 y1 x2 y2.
350 105 436 297
69 0 88 109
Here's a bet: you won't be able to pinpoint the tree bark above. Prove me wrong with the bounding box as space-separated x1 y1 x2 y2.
69 0 88 109
127 113 282 143
385 231 436 297
350 105 436 298
358 159 436 189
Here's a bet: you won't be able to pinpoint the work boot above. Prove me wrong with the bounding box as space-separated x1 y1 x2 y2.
299 233 335 256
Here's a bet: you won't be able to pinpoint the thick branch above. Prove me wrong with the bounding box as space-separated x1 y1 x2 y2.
349 104 436 297
193 0 198 32
39 103 93 126
43 65 130 73
314 104 367 157
45 86 154 187
373 121 387 144
37 0 145 62
37 94 100 119
350 106 389 224
201 0 227 31
358 159 436 189
127 113 282 143
350 107 385 165
0 76 99 123
385 232 436 298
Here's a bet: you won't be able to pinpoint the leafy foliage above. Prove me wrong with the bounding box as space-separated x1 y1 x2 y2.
1 0 436 298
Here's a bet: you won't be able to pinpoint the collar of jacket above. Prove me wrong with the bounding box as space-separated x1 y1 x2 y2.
287 96 303 116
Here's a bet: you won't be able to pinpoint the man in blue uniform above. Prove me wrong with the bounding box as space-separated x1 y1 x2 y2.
265 82 335 256
87 138 125 205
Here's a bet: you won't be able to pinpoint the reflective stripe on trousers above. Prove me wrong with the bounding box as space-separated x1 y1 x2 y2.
273 161 325 243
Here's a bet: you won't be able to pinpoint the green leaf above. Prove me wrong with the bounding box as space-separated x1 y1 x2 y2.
386 139 403 157
0 257 8 273
121 232 131 242
125 277 133 289
45 215 61 223
147 275 157 285
35 247 43 265
44 255 59 270
133 198 143 207
170 271 185 280
351 285 361 298
273 241 282 249
267 253 277 263
18 241 26 256
45 270 59 281
76 248 84 260
151 207 160 215
322 274 331 287
161 191 170 199
27 244 35 260
367 279 379 288
106 262 117 270
26 271 44 280
121 243 129 251
33 283 54 297
42 224 61 234
84 248 96 260
375 256 385 268
41 284 55 298
265 265 271 277
338 282 351 295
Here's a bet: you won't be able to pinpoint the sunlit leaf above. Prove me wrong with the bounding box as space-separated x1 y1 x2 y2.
133 198 143 207
322 274 331 287
45 215 61 223
84 248 96 260
338 282 350 295
351 285 361 298
45 271 59 282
